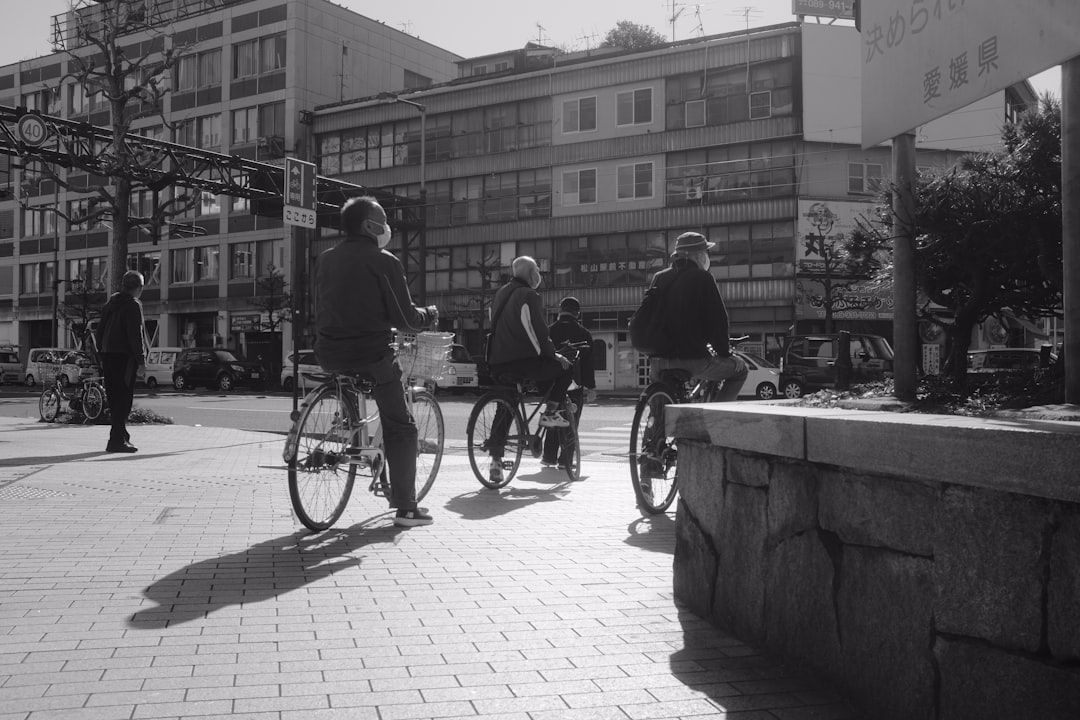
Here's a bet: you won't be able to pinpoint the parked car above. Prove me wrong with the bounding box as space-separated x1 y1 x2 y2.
143 347 182 389
172 347 264 391
437 343 479 393
59 351 99 385
779 333 894 398
23 347 69 386
281 350 323 392
0 345 21 385
733 350 780 400
967 347 1055 376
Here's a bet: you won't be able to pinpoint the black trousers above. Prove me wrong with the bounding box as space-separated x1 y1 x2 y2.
542 386 584 464
100 353 137 445
487 355 573 458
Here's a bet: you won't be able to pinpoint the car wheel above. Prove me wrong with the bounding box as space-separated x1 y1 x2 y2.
146 376 158 390
756 382 778 400
282 376 294 392
173 373 187 391
218 374 235 391
782 380 804 399
25 374 35 387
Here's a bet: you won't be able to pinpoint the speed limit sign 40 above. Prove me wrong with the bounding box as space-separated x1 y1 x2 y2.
17 114 49 148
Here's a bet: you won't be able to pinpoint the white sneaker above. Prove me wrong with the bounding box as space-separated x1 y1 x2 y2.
538 411 569 428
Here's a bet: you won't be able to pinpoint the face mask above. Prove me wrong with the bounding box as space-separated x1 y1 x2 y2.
376 224 392 249
701 254 711 271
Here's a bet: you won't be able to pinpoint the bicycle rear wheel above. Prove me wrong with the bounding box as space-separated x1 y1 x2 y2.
288 384 357 531
559 419 581 482
83 383 105 421
410 389 444 502
630 383 680 514
39 388 61 423
467 392 524 489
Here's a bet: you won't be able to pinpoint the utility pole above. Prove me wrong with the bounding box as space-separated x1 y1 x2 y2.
1064 56 1080 402
891 133 918 401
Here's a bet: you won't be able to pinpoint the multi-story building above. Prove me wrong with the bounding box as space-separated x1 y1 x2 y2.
0 0 460 363
312 21 1035 390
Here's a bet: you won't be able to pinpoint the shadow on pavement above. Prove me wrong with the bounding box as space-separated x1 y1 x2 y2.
0 451 106 466
444 482 573 521
623 513 676 554
128 524 404 628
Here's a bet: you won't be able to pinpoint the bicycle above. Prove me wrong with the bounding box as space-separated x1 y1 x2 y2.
466 341 589 488
39 372 107 424
629 338 748 514
282 334 447 532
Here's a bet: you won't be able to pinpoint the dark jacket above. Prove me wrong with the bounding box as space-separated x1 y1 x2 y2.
488 278 556 365
549 315 595 389
314 236 431 371
649 258 732 359
96 292 145 362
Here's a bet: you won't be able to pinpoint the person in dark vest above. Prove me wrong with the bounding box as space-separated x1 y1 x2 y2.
96 270 147 453
541 296 596 469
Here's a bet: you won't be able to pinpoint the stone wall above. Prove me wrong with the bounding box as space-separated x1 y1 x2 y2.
667 404 1080 720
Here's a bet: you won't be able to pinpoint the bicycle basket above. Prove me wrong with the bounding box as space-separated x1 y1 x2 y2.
395 331 453 385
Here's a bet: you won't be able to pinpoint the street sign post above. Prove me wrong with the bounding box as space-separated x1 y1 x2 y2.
282 157 316 228
861 0 1080 149
16 114 49 148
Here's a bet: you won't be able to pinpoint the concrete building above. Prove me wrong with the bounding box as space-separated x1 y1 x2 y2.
312 21 1035 391
0 0 460 366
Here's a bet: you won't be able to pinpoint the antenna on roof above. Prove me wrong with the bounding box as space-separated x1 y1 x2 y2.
669 0 688 42
535 22 549 46
691 4 706 37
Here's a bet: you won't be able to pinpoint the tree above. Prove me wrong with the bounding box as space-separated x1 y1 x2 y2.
26 1 198 292
851 96 1062 382
248 265 292 333
600 21 667 50
59 278 107 351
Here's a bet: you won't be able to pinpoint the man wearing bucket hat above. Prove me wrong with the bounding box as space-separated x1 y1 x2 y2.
644 231 747 398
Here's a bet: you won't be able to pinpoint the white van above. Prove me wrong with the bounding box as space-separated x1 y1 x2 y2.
0 345 21 385
23 348 68 386
143 347 182 389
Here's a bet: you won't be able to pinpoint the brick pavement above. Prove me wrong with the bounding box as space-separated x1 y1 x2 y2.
0 416 858 719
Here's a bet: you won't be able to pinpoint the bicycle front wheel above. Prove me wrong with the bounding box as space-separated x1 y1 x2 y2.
288 384 357 531
410 389 444 502
630 383 680 514
467 392 524 489
83 383 105 421
39 388 61 423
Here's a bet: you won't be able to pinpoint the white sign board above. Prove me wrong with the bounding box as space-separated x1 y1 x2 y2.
283 157 316 228
861 0 1080 148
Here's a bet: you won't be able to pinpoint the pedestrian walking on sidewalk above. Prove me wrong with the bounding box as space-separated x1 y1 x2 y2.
96 270 147 453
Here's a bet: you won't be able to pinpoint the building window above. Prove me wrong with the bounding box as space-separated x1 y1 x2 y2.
563 97 597 133
403 69 432 89
494 61 509 72
69 198 103 232
19 261 55 295
67 256 108 291
562 169 597 205
749 91 772 119
231 102 283 146
617 162 654 200
666 140 796 206
171 247 194 283
255 239 284 275
231 241 254 279
21 87 57 114
616 88 652 126
129 250 161 286
21 207 56 237
177 113 221 150
175 48 221 92
196 245 219 281
260 33 286 73
848 162 883 194
233 39 258 79
685 99 706 128
197 191 221 218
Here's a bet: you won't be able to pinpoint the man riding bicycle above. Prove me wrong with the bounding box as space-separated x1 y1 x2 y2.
314 195 439 527
644 231 747 398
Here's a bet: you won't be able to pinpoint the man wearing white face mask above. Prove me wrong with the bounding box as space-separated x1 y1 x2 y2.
315 195 439 527
645 231 747 399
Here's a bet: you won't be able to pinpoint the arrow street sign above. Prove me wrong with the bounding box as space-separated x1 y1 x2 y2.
283 157 316 228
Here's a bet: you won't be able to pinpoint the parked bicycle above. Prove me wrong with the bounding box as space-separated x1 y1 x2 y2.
466 341 589 487
282 333 447 532
629 337 749 514
39 372 107 424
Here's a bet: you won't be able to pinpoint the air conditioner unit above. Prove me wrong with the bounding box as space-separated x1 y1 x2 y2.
686 180 704 201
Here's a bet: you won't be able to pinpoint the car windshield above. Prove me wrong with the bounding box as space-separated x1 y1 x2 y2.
741 352 775 368
214 350 241 362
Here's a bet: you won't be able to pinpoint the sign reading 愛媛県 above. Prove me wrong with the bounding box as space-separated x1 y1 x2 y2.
283 157 316 228
860 0 1080 148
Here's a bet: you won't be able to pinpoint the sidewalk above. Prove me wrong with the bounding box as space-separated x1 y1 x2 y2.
0 417 857 720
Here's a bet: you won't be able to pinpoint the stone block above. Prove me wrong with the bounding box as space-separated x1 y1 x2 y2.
1049 507 1080 660
728 450 769 487
818 470 937 556
763 530 842 675
714 482 768 643
767 462 818 543
677 442 726 542
673 501 719 620
936 637 1080 720
935 487 1049 652
838 546 934 720
667 403 808 459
